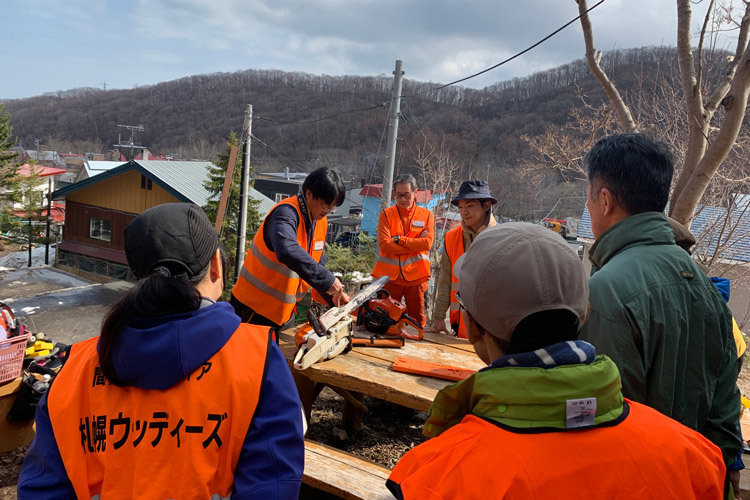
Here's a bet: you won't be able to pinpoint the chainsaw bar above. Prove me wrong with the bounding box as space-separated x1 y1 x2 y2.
293 276 390 369
316 276 390 333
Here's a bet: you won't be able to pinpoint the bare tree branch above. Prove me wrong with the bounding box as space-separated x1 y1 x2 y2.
575 0 638 132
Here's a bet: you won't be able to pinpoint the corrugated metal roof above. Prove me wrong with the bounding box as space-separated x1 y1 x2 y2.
135 160 275 217
252 188 276 218
135 160 214 206
84 161 126 175
578 203 750 262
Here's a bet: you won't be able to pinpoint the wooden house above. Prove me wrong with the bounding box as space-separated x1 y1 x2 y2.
51 159 274 281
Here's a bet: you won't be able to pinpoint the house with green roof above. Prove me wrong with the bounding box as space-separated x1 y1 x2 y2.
51 159 274 280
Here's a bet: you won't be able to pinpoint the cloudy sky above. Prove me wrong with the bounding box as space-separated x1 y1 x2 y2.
1 0 721 100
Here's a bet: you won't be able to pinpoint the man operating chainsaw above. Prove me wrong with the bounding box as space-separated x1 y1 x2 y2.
231 167 350 337
425 180 496 338
372 174 434 328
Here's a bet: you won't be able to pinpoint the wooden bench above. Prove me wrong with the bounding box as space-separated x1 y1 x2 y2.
303 439 393 500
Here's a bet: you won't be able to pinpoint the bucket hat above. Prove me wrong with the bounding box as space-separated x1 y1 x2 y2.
451 180 497 206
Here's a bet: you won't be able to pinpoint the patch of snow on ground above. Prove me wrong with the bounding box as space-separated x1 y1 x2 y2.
0 246 56 269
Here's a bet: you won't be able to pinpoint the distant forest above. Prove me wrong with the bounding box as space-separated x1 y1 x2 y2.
0 46 704 221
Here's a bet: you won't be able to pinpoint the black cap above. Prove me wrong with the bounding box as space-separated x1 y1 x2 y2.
125 203 219 279
451 180 497 206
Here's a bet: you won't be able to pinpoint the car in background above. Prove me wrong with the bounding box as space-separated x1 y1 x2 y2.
335 231 361 248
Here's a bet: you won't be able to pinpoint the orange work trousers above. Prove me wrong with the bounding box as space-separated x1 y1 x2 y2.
382 281 429 328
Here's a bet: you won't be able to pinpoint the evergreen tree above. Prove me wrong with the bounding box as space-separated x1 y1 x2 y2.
0 105 20 247
203 131 261 284
17 163 47 264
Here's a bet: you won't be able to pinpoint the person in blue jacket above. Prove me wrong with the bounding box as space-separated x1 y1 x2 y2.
18 203 304 499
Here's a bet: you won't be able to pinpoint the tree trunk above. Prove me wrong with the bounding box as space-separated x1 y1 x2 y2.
575 0 638 133
670 43 750 222
670 0 750 224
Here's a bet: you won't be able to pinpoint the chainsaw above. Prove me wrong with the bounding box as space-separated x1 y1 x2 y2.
292 276 390 370
357 289 423 341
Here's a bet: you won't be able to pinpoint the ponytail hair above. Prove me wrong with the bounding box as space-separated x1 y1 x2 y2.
99 243 227 385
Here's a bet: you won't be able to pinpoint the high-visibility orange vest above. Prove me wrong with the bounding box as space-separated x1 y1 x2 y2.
372 205 431 281
233 196 327 325
444 226 466 339
387 400 725 499
47 324 271 500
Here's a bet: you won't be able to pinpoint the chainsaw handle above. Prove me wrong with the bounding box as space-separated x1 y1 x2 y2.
402 314 421 330
307 308 326 337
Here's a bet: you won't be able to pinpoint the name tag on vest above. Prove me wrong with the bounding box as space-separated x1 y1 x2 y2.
314 241 324 251
413 220 425 228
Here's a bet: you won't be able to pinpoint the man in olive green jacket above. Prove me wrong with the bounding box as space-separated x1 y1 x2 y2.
580 134 741 490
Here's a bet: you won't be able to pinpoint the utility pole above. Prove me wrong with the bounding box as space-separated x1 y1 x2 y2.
381 60 404 210
235 104 252 282
45 177 52 265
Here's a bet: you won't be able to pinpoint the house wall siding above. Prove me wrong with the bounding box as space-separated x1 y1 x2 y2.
63 201 135 251
68 169 178 213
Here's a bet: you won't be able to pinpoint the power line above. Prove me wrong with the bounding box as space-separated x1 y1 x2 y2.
406 0 607 97
365 100 393 186
247 1 606 129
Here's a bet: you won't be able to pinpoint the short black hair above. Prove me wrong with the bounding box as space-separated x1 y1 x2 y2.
302 168 346 206
492 309 580 355
584 133 674 214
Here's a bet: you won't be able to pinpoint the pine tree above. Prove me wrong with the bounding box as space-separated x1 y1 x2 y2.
17 163 47 263
203 131 261 283
0 105 20 248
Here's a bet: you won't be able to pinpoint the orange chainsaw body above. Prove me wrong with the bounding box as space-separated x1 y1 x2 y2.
357 290 423 340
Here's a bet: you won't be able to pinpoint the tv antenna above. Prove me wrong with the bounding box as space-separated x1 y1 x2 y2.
114 124 146 161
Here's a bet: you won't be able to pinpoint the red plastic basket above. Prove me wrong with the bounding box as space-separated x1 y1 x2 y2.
0 333 31 384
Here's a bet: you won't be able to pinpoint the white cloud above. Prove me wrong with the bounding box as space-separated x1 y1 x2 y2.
0 0 742 98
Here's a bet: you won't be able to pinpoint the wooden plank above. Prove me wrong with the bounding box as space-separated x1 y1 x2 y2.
353 336 485 370
303 440 393 500
213 145 238 233
280 327 484 411
420 330 476 352
287 347 451 411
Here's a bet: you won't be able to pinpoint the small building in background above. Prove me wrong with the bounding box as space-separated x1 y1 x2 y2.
254 169 308 202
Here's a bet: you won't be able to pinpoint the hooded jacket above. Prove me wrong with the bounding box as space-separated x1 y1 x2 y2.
18 301 304 499
387 341 726 499
579 212 741 466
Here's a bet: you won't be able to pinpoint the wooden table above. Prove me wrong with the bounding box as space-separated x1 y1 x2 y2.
279 327 486 431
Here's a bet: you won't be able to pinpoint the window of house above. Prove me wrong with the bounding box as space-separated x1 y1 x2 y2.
140 174 152 190
90 218 111 242
275 193 287 202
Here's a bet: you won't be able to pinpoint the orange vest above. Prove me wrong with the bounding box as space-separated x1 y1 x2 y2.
444 226 466 339
372 205 431 281
233 196 327 324
388 401 725 499
47 324 271 500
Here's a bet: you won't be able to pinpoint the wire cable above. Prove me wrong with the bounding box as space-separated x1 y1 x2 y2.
406 0 606 97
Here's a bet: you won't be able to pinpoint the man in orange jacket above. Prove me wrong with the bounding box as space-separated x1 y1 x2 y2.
387 223 727 499
372 174 434 328
231 168 350 337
